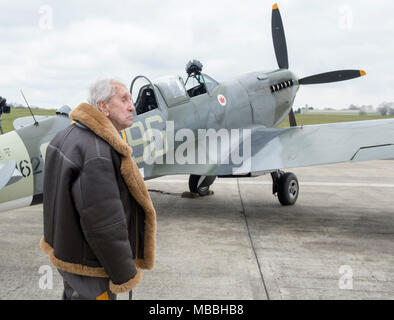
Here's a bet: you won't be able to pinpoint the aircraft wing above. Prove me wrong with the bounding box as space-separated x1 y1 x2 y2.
215 118 394 175
13 116 52 130
143 118 394 178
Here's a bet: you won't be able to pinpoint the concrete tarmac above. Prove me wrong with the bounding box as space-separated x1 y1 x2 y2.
0 160 393 300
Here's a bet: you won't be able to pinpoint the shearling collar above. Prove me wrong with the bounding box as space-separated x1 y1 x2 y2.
69 103 132 157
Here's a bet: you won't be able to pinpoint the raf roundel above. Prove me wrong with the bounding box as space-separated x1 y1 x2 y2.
217 94 227 106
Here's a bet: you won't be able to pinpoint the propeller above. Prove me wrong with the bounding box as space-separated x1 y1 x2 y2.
298 70 366 85
288 109 297 127
270 3 366 127
271 3 288 69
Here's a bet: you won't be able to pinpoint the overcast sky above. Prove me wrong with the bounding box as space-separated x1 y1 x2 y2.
1 0 393 110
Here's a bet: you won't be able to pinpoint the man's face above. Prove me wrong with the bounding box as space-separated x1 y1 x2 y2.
98 83 135 131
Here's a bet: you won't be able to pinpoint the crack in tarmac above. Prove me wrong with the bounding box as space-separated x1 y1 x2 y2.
148 189 180 196
236 178 270 300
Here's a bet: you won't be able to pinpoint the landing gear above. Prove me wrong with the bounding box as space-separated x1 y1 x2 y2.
188 175 216 196
271 171 299 206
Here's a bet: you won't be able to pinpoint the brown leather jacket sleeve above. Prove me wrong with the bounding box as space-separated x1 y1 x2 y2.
75 156 138 285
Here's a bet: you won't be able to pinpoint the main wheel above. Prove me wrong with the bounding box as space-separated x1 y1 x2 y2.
277 172 299 206
188 175 215 196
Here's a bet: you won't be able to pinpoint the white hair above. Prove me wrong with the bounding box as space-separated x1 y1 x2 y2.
87 78 125 108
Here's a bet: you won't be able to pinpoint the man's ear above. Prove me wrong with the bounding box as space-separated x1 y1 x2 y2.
97 101 109 116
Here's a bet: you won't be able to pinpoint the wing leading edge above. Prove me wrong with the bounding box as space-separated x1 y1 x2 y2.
139 118 394 178
230 118 394 175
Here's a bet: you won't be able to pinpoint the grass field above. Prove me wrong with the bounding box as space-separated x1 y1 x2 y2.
0 108 393 134
1 108 56 133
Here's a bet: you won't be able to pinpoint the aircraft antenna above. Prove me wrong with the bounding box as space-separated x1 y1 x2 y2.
20 90 39 127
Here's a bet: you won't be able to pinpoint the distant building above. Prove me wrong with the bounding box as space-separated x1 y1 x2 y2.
297 105 379 116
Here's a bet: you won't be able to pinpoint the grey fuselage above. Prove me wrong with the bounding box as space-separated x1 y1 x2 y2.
126 69 299 170
0 68 299 211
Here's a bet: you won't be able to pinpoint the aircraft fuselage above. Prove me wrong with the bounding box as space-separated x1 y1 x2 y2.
0 68 299 211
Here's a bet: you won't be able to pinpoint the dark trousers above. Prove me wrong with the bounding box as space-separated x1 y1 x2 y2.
58 269 118 300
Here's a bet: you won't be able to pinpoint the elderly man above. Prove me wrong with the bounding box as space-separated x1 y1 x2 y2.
40 79 157 300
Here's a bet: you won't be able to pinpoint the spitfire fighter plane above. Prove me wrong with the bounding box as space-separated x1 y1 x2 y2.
0 4 394 212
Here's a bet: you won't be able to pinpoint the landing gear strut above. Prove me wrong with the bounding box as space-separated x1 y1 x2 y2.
271 170 299 206
188 175 216 196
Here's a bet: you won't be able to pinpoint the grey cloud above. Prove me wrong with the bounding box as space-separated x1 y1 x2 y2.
0 0 393 109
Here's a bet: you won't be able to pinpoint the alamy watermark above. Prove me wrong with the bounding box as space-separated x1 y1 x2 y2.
141 121 252 174
338 265 353 290
338 5 353 30
38 5 53 30
38 265 53 290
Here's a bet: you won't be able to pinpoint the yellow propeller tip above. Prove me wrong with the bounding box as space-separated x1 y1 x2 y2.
360 70 366 76
272 3 278 10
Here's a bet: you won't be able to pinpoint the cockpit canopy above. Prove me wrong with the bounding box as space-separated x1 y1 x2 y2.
185 73 218 98
155 75 189 107
133 73 219 115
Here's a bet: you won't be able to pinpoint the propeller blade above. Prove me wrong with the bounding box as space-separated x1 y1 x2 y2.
272 3 289 69
298 70 366 85
289 109 297 127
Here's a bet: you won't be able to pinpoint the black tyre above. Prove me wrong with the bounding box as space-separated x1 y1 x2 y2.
188 175 215 196
277 172 299 206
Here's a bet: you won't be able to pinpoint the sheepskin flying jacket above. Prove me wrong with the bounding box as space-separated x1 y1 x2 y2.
40 102 156 294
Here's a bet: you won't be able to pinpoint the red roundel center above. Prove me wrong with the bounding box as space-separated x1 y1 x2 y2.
218 94 227 106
